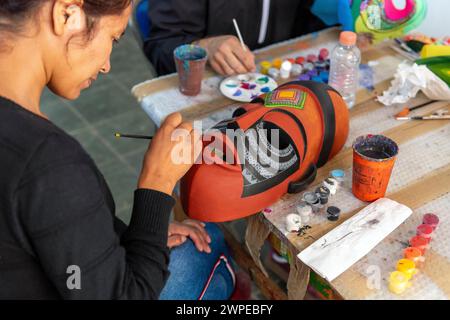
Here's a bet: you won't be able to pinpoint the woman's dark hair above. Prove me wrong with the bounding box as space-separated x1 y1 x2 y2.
0 0 132 37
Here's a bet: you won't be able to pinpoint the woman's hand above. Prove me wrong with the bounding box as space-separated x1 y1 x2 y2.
167 219 212 253
138 112 202 195
195 35 256 76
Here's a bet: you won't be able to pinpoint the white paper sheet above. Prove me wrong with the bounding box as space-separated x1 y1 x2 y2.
298 198 413 282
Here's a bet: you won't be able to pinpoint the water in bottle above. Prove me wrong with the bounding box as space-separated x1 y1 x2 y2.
328 31 361 108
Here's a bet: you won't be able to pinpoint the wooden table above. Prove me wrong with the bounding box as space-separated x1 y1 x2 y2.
133 27 450 300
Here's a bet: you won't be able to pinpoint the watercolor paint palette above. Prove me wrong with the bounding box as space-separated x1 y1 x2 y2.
219 73 278 103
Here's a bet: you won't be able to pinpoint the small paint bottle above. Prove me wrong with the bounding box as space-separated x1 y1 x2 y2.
422 213 439 230
280 61 292 79
286 213 302 233
327 206 341 221
272 58 283 70
315 186 330 205
409 235 430 255
267 68 280 79
323 178 338 195
291 64 303 76
416 224 434 239
388 271 411 295
296 203 313 223
303 192 321 213
319 48 329 61
396 259 418 280
330 169 346 184
404 247 425 268
259 61 272 75
295 56 306 65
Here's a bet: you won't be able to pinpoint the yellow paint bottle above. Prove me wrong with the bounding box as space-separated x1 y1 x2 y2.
396 259 418 280
389 271 411 295
260 61 272 75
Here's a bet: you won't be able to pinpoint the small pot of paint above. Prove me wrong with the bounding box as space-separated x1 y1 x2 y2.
404 247 425 267
303 192 321 213
352 135 399 202
174 44 208 96
409 235 430 255
423 213 439 230
327 206 341 221
315 186 330 204
416 224 434 239
388 271 411 295
396 259 418 280
296 203 313 223
330 169 346 184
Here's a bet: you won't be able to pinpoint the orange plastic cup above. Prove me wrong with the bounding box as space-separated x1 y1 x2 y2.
404 247 425 267
352 135 399 202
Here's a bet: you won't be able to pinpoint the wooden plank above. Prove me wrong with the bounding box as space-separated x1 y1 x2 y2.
220 225 288 300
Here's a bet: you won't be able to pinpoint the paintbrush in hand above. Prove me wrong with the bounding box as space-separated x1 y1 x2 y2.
114 133 153 140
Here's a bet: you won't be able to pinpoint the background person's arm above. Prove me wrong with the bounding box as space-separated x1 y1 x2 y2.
145 0 208 75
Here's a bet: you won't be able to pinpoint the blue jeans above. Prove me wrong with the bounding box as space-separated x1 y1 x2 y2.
159 223 236 300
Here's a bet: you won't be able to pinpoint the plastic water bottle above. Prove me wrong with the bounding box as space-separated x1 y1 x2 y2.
328 31 361 108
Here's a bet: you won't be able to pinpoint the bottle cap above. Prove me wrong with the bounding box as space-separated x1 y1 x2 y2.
327 206 341 216
416 224 434 238
423 213 439 229
340 31 357 46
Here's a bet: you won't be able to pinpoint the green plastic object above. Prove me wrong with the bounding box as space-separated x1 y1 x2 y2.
416 56 450 87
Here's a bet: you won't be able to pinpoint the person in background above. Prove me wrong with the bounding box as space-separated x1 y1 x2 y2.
0 0 239 300
145 0 333 76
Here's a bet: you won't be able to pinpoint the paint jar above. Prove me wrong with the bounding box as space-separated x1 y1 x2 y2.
352 135 399 202
286 213 302 232
315 186 330 204
409 235 430 255
327 206 341 221
268 68 280 79
174 44 208 96
296 203 313 223
388 271 411 294
423 213 439 230
280 61 292 79
272 58 283 69
396 259 418 280
291 64 303 76
260 61 272 75
330 169 346 184
323 177 338 195
404 247 425 268
416 224 434 239
303 192 321 213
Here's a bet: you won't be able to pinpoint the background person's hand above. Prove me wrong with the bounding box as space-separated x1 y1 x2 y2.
196 35 256 76
138 112 202 196
167 219 212 253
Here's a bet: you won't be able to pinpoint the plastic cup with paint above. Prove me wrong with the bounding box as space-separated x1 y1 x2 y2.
315 186 330 204
423 213 439 230
272 58 282 69
416 224 434 239
268 68 280 79
330 169 346 184
291 64 303 76
396 259 418 280
404 247 425 267
323 178 338 195
260 61 272 75
409 235 430 255
303 192 321 213
280 61 292 79
352 135 399 202
286 213 302 232
296 203 313 223
173 44 208 96
327 206 341 221
388 271 411 294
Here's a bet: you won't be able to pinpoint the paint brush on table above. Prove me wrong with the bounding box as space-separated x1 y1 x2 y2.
394 100 437 118
233 18 247 52
114 133 153 140
396 115 450 121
